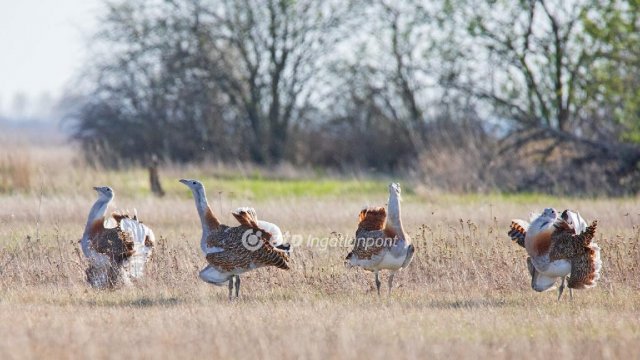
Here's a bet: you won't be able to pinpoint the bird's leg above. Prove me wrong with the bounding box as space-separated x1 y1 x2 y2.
234 275 241 298
569 287 573 300
526 257 534 276
557 276 566 301
388 272 396 296
527 257 537 289
228 276 234 301
375 271 381 296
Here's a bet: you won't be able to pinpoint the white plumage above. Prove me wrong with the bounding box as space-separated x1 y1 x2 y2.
81 187 155 289
119 217 155 279
509 208 601 300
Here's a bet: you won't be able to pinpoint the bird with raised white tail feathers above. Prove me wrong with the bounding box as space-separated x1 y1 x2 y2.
508 208 600 300
179 179 291 300
81 187 155 289
345 183 415 295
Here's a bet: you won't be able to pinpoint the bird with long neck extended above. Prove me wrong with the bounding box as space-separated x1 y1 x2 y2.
346 183 415 295
508 208 601 300
81 187 113 263
180 179 290 300
81 186 155 289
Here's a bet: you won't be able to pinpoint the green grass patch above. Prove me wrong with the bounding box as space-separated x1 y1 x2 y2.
431 191 603 206
84 167 403 200
178 177 393 200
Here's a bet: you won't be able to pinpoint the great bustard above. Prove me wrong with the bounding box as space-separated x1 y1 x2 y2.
81 186 155 289
345 183 415 295
180 179 291 299
508 208 601 300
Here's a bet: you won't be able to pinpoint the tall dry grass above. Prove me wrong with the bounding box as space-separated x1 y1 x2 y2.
1 190 640 359
0 151 31 193
0 137 639 359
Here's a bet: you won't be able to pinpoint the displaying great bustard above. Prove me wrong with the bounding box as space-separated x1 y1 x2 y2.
508 208 601 300
180 179 291 299
346 183 415 295
81 186 155 289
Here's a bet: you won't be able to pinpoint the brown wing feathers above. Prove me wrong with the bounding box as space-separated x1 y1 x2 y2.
347 207 395 260
205 226 289 271
545 219 600 289
205 208 289 272
549 220 598 261
90 218 135 263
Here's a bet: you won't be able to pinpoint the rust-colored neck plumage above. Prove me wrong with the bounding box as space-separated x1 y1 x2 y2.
204 205 221 230
192 187 221 233
81 196 111 258
525 215 556 257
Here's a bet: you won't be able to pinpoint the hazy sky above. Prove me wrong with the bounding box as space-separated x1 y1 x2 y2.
0 0 100 115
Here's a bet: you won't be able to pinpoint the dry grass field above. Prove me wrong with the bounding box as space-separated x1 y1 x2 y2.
0 138 639 359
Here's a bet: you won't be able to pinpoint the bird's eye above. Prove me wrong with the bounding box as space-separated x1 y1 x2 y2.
192 181 196 185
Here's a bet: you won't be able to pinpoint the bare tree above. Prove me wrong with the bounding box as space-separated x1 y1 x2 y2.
71 0 352 165
318 0 490 170
444 0 640 192
67 0 640 194
196 0 352 164
71 0 247 165
324 1 451 158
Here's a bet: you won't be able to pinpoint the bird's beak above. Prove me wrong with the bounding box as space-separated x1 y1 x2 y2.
179 179 188 185
93 186 100 192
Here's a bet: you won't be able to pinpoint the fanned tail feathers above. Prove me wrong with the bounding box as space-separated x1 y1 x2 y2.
569 220 601 289
586 242 602 288
508 219 529 248
579 220 598 246
117 215 155 279
263 247 290 270
275 243 292 256
233 207 260 229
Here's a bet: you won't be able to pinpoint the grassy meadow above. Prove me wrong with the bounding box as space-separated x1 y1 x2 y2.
0 138 639 359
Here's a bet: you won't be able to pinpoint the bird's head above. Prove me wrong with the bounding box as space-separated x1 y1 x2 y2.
179 178 205 193
93 186 114 201
530 207 558 230
560 209 587 233
541 207 557 220
526 207 559 236
388 182 402 200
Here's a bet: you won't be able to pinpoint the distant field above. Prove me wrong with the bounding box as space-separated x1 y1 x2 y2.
0 141 639 359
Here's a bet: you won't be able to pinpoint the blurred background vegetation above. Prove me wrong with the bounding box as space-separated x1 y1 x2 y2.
9 0 640 195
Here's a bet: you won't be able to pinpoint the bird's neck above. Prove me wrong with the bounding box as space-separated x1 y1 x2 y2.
528 217 555 238
387 192 405 235
192 188 221 254
83 198 110 235
81 197 110 257
525 218 555 257
193 188 220 234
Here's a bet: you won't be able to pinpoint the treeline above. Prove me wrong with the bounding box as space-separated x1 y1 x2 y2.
68 0 640 195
